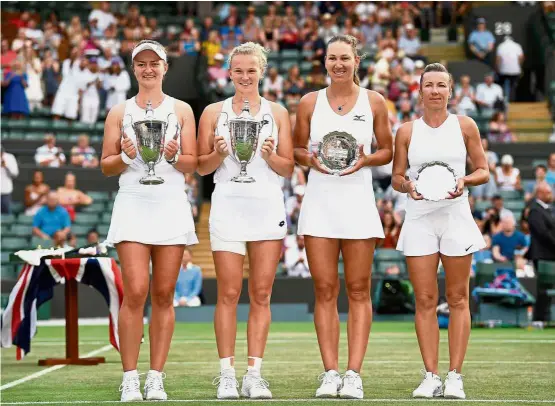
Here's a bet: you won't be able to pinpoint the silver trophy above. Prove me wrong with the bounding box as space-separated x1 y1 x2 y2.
123 100 179 185
219 100 273 183
317 131 359 176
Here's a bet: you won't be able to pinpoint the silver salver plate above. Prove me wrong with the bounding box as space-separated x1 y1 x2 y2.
414 161 458 201
317 131 359 175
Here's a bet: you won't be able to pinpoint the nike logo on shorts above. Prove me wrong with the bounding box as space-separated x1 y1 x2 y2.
465 244 472 251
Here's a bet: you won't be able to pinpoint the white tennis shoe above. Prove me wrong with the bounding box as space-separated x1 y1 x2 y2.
315 370 342 398
213 369 239 399
444 370 466 399
143 370 167 401
412 370 443 398
119 373 142 402
241 372 272 399
339 370 364 399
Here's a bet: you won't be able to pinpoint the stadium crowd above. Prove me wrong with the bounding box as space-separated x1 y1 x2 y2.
1 1 554 278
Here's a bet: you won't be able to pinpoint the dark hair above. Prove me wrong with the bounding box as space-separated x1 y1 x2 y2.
326 35 364 85
536 164 547 171
419 62 453 90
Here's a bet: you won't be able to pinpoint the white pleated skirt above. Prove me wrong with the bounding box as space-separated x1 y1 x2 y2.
106 185 198 246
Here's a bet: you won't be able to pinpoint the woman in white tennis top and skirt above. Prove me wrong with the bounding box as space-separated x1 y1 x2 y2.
197 42 293 400
392 63 489 400
101 40 198 402
293 35 393 400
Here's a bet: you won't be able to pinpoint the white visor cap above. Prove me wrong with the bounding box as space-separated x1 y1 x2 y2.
132 42 167 62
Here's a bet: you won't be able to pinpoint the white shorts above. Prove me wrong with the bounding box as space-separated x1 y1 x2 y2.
210 234 247 256
396 201 486 257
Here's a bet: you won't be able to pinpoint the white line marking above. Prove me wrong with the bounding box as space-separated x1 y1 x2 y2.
139 360 555 366
2 398 555 404
0 345 112 391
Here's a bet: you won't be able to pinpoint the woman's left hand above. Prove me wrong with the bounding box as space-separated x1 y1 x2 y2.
447 178 465 199
340 145 368 176
164 139 180 161
260 136 275 161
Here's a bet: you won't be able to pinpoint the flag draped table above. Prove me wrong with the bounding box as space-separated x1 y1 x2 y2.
1 256 124 365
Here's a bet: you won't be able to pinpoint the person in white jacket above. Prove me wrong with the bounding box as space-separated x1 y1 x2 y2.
1 145 19 214
104 61 131 111
79 59 102 125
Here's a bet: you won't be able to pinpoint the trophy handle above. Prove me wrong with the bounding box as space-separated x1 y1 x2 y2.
216 111 229 138
122 113 134 137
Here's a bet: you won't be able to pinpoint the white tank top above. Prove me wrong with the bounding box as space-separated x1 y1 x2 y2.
495 167 520 191
214 97 279 186
309 86 374 184
406 113 468 219
119 96 185 191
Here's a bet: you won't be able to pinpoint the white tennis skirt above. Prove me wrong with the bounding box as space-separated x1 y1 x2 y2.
106 186 198 246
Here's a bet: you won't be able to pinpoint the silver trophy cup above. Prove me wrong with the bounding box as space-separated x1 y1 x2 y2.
219 100 273 183
123 100 179 185
317 131 360 176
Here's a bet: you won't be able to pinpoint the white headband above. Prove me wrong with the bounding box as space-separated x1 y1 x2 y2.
132 42 167 62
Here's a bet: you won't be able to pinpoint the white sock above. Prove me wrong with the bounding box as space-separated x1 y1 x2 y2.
123 369 139 380
247 356 262 375
220 357 235 373
148 369 162 377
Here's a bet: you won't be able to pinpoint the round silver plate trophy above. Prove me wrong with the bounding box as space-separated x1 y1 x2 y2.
219 100 273 183
317 131 359 176
123 100 179 185
414 161 458 201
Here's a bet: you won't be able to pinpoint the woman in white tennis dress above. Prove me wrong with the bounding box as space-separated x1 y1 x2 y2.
101 40 197 403
392 63 488 400
293 35 393 400
196 42 293 400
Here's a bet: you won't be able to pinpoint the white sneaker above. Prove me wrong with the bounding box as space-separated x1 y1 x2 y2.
241 372 272 399
339 370 364 399
213 369 239 399
412 370 443 398
444 370 466 399
143 371 167 401
315 370 341 398
119 374 143 402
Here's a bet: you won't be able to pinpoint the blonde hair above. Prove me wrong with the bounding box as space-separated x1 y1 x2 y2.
228 41 269 77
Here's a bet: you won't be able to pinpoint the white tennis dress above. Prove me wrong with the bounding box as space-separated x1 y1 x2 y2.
106 96 198 246
297 87 384 239
396 114 485 256
209 97 287 242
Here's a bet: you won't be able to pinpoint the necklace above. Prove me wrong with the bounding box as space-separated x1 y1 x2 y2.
328 89 351 112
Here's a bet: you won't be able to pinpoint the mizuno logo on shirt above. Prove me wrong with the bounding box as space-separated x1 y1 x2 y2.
353 115 365 122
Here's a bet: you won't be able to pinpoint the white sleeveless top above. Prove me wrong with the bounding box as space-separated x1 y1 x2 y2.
495 167 520 191
406 114 468 219
209 97 286 241
120 96 185 192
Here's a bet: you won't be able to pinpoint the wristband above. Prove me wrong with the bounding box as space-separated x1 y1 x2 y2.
121 151 135 165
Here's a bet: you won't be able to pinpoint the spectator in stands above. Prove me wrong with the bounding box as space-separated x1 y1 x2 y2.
104 61 131 111
525 165 548 202
488 112 516 143
525 181 555 321
185 173 199 219
475 73 504 116
32 191 71 241
495 36 524 102
546 152 555 185
42 51 60 107
88 2 117 33
202 30 222 66
51 50 85 121
70 134 98 168
360 14 382 53
470 138 498 201
318 13 339 44
482 206 502 236
376 211 401 249
372 47 395 92
263 66 284 101
472 234 493 275
11 28 27 53
35 134 66 167
261 5 281 52
454 75 477 116
285 235 310 278
57 172 93 222
469 195 484 229
1 39 17 74
495 154 522 192
86 228 100 244
22 44 43 111
0 145 19 214
491 216 529 271
283 64 305 95
398 24 422 61
79 59 102 125
2 59 30 119
24 170 50 216
286 185 305 230
468 17 495 66
173 248 203 307
493 194 516 220
241 7 261 43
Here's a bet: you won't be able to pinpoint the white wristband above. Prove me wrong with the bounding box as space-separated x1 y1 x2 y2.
121 151 135 165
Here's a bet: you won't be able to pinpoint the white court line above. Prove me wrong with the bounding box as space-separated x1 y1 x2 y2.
138 360 555 365
2 398 555 404
0 345 112 391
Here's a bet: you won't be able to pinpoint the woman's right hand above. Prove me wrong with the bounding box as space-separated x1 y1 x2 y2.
121 132 137 160
214 136 229 158
309 152 330 175
403 180 423 200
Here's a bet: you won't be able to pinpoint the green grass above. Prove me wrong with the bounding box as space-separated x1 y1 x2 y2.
234 142 254 161
139 146 160 162
1 322 554 405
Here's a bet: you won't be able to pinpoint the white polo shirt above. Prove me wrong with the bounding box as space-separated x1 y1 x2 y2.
497 38 523 76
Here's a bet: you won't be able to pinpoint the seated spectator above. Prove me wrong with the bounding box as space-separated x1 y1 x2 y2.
475 73 504 116
261 4 281 52
285 235 310 278
286 185 305 229
547 152 555 185
469 195 484 229
241 7 261 43
483 207 502 235
398 24 422 61
495 154 522 192
185 173 199 219
24 170 50 216
202 30 222 66
33 191 71 241
376 211 401 249
2 59 30 119
57 172 93 222
35 133 66 167
1 145 19 214
318 13 339 44
470 138 498 200
525 165 548 202
492 194 516 220
283 65 305 95
174 248 203 307
208 53 229 95
71 134 98 168
263 66 284 101
360 14 382 53
372 48 394 93
492 216 529 271
87 228 100 244
468 17 495 66
488 112 515 143
1 39 18 74
454 75 477 116
378 28 397 52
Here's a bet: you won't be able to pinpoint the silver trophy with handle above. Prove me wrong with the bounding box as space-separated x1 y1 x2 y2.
219 100 273 183
123 100 179 185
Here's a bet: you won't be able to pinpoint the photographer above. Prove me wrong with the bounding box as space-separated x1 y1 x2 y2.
34 133 66 167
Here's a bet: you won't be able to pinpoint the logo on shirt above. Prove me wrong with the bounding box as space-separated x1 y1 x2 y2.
353 115 365 122
465 244 473 252
279 221 285 227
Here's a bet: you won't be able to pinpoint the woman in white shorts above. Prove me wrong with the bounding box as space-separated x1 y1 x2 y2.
392 63 489 400
101 40 198 402
294 35 393 400
196 42 293 400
